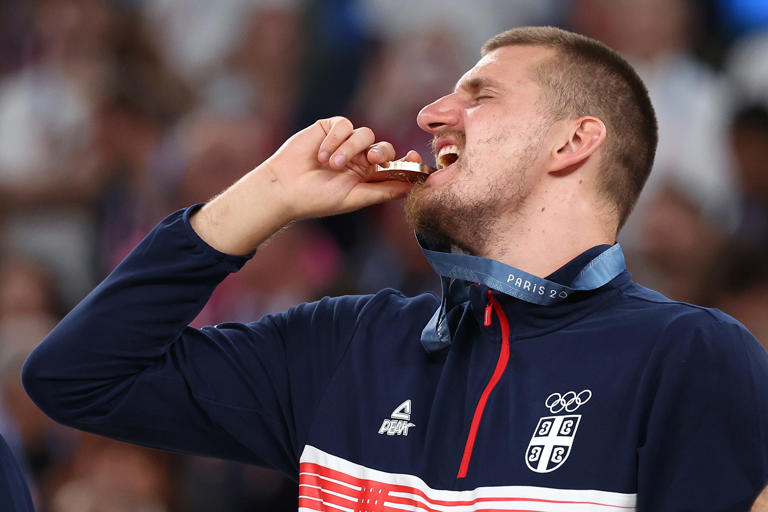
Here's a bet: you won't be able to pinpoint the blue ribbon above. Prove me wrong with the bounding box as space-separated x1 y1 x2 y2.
418 240 626 352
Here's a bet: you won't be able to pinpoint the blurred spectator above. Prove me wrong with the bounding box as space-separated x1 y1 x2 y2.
204 3 303 144
714 248 768 351
728 102 768 250
93 92 167 272
294 0 368 127
0 1 195 304
47 435 172 512
0 0 115 305
0 257 62 321
104 6 195 127
140 0 257 88
570 0 739 253
632 184 725 304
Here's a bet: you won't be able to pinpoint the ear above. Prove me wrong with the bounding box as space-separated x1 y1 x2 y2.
549 117 606 173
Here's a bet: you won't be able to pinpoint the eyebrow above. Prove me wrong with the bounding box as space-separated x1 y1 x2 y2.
454 76 505 94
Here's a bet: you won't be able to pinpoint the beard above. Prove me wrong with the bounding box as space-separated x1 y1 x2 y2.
404 179 505 255
404 138 540 256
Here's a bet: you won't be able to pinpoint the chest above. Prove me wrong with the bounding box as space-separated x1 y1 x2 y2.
300 317 649 509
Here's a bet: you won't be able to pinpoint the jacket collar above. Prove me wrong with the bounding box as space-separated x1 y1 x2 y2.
419 238 626 352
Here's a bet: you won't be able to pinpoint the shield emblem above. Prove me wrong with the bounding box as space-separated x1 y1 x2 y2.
525 415 580 473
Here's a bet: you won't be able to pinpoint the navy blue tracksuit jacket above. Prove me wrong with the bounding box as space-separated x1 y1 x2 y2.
21 207 768 511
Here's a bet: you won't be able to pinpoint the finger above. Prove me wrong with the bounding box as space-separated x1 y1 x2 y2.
402 150 423 163
366 141 396 165
328 126 375 170
317 117 354 163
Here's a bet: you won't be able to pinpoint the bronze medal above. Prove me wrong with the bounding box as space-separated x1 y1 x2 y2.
367 161 435 183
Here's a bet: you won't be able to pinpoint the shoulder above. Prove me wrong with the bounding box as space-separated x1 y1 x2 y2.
618 281 748 332
614 281 766 367
359 289 440 318
269 289 439 330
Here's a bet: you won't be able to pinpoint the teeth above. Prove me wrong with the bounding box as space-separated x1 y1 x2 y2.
437 144 460 170
437 144 460 158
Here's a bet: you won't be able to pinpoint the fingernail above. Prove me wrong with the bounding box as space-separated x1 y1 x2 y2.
332 154 347 167
318 151 329 162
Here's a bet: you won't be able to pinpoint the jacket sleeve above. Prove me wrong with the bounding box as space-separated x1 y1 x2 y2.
636 311 768 511
21 206 373 476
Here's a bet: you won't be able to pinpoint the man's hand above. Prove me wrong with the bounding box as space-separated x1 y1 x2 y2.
190 117 422 255
266 116 421 220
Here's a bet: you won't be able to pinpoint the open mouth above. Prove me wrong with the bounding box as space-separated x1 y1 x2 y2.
437 144 460 170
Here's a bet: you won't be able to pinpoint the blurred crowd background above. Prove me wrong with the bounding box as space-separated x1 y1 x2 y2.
0 0 767 510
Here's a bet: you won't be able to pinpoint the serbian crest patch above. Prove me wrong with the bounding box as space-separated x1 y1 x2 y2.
525 390 591 473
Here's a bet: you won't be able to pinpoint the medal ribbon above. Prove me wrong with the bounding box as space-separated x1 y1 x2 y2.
418 240 626 352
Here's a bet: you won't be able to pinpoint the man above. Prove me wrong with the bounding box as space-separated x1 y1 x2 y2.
22 26 768 511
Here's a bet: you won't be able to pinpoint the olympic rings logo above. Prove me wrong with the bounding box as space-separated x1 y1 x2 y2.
545 389 592 413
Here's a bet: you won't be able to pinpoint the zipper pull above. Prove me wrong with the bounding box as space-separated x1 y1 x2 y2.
484 290 493 326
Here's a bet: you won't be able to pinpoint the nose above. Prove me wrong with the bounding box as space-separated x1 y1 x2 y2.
417 93 460 135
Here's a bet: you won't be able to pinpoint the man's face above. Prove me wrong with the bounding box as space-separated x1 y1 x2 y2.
405 45 554 254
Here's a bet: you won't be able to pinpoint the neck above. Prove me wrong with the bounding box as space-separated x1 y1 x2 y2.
477 196 616 278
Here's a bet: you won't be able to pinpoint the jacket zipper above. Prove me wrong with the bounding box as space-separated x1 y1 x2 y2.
457 290 511 478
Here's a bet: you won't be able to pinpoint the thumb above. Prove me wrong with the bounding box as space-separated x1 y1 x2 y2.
402 150 424 163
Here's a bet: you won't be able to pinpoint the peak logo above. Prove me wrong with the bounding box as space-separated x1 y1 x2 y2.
378 399 415 436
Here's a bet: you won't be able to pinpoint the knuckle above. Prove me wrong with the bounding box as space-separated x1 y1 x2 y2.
318 116 352 138
357 126 374 140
